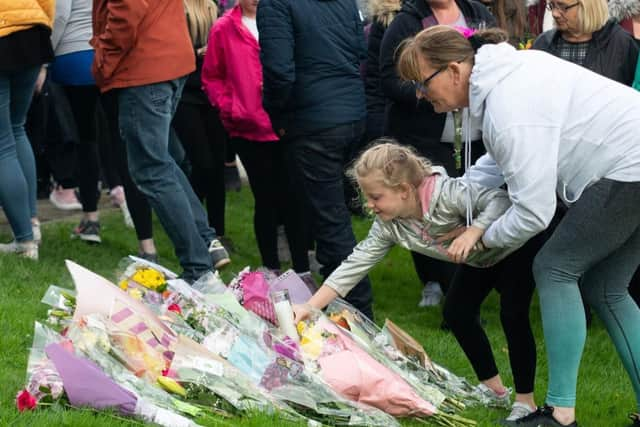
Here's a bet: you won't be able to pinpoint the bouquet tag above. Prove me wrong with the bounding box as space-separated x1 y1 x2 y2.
383 319 431 368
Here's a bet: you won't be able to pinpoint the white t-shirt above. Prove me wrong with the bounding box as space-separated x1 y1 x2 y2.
242 15 259 40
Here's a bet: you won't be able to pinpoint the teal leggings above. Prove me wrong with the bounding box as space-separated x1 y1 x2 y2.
533 179 640 409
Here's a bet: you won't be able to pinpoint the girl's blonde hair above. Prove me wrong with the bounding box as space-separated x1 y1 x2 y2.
348 139 432 189
396 26 508 83
184 0 219 47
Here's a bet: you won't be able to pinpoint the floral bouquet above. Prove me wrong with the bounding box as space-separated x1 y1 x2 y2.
17 322 206 427
116 258 174 308
297 310 477 427
143 267 400 426
326 299 488 409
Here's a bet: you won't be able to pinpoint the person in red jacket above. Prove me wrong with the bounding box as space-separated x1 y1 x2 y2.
91 0 230 281
201 0 313 280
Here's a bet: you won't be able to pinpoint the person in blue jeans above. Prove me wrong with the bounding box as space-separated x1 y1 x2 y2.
90 0 230 281
258 0 374 319
0 2 55 261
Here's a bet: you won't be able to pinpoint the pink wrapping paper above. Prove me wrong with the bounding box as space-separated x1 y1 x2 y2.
316 319 435 417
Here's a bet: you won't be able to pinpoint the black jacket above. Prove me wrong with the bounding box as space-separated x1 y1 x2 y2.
365 20 388 116
532 19 639 86
258 0 367 137
379 0 494 145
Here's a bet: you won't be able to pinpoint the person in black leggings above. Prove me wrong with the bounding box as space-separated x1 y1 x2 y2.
443 232 546 420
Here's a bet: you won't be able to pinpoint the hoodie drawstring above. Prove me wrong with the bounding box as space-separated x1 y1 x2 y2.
464 107 473 227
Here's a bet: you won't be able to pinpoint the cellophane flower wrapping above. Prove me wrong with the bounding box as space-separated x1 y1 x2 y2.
326 299 487 409
24 322 66 402
155 268 400 427
297 311 438 418
41 285 76 330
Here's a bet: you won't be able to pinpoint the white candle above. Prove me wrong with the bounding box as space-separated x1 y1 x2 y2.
271 290 299 341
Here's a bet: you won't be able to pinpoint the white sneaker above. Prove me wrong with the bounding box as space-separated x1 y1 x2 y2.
418 281 443 307
0 240 38 260
505 401 536 421
120 199 134 228
49 186 82 210
32 220 41 244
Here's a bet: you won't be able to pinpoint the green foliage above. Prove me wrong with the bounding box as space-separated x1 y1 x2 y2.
0 187 635 426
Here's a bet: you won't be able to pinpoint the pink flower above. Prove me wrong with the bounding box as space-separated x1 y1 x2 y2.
167 303 182 315
453 26 477 39
16 390 37 412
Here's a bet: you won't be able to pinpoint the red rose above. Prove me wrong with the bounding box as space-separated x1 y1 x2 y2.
167 303 182 315
16 390 37 412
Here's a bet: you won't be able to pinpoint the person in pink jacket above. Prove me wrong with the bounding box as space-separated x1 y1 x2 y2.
202 0 313 279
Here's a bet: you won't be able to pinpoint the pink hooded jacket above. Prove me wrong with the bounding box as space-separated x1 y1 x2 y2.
201 5 277 142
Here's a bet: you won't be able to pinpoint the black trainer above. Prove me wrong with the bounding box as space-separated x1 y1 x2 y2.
71 220 101 243
511 405 578 427
208 239 231 269
629 413 640 427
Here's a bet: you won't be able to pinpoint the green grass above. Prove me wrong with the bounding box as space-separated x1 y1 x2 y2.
0 186 635 426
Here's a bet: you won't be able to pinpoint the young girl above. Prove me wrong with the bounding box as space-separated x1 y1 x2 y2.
294 140 544 423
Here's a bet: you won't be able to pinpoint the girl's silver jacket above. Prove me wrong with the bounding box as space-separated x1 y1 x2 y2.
325 167 518 298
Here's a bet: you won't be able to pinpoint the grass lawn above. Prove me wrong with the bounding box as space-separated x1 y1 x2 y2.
0 187 635 426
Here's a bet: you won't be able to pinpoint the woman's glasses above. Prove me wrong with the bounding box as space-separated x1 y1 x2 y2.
413 67 445 96
545 1 579 13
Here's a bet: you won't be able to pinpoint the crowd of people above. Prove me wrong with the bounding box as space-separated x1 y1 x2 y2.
1 0 640 425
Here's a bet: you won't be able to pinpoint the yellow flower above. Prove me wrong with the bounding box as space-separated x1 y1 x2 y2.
130 268 167 292
119 280 129 290
157 376 187 397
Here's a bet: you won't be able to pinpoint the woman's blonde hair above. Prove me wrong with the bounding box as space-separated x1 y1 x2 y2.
184 0 219 47
571 0 609 34
396 26 508 83
348 139 432 189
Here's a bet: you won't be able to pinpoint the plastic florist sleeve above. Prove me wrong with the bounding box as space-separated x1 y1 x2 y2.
298 312 477 427
326 299 487 409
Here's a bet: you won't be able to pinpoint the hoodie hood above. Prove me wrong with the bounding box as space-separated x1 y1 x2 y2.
608 0 640 21
369 0 402 27
469 43 523 118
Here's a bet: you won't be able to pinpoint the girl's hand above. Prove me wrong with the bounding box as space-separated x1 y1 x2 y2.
293 304 313 323
446 226 485 263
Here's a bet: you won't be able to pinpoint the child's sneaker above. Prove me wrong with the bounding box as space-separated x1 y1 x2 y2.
208 239 231 269
418 281 443 307
501 401 536 425
507 405 578 427
477 383 512 409
0 240 38 260
629 413 640 427
71 220 101 243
